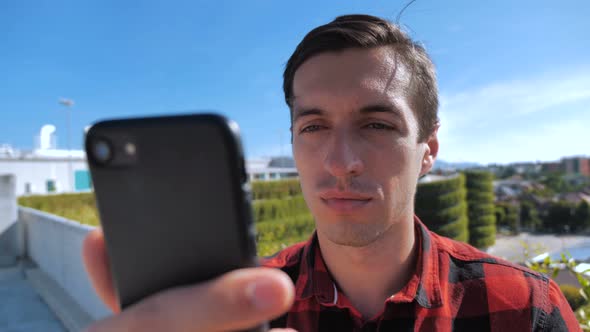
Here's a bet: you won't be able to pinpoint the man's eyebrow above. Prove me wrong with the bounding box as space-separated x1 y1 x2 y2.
292 108 323 122
358 104 404 119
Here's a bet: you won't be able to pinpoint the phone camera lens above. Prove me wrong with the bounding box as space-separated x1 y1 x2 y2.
92 139 113 164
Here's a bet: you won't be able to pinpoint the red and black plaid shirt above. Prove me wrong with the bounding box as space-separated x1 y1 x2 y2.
261 216 579 331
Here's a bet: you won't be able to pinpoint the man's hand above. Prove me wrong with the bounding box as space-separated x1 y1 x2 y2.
82 229 296 332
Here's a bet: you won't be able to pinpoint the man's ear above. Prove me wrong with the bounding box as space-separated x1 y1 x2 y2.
419 124 440 177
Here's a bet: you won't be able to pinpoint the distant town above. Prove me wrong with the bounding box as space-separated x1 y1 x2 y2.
433 156 590 236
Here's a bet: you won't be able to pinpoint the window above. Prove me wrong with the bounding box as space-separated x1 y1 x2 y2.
46 180 56 193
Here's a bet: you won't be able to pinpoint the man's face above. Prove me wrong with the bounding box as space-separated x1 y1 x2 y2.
291 47 437 247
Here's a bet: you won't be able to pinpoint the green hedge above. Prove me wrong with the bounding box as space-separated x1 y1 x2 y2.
18 193 100 226
416 174 465 197
416 201 468 228
468 203 496 220
251 179 302 200
468 225 496 249
464 171 496 249
417 188 467 212
252 195 309 223
19 180 313 257
256 214 316 256
436 215 469 243
415 174 469 242
466 191 495 202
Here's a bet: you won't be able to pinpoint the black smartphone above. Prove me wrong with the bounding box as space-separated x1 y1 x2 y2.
85 113 263 328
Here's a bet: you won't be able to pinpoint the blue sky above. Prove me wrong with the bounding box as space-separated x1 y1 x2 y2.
1 0 589 164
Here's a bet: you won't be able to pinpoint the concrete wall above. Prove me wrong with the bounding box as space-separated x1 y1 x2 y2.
0 159 88 196
0 174 22 258
19 207 110 320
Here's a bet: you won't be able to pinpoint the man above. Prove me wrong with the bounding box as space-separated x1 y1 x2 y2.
83 14 579 331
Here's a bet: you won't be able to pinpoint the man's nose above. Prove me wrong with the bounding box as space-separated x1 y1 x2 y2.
323 131 364 178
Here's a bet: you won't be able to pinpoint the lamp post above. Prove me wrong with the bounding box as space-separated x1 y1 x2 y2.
59 98 74 192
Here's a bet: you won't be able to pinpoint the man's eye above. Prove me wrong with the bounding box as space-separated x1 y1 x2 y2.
365 123 394 130
300 125 323 133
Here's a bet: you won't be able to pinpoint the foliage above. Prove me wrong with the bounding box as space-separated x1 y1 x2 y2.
542 201 577 233
464 170 496 249
561 284 587 311
495 202 519 234
415 174 469 242
575 201 590 230
541 172 571 193
495 166 517 179
520 200 542 231
252 195 309 223
256 214 315 256
251 179 302 200
18 193 100 226
18 181 313 257
526 253 590 330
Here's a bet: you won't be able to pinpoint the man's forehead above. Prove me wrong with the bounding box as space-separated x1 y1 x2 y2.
291 47 411 103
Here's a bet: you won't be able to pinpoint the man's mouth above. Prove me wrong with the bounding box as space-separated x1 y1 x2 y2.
319 190 373 213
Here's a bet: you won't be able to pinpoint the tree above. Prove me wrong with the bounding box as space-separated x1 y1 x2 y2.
415 174 469 243
496 202 519 234
464 170 496 249
520 201 542 231
574 201 590 231
541 173 571 193
542 201 576 233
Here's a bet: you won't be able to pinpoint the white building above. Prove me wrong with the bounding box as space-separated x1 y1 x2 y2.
0 125 299 196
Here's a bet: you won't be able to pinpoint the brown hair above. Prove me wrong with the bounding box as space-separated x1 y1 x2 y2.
283 14 439 142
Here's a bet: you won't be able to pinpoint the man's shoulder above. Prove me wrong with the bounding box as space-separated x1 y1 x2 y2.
432 230 545 280
431 233 548 282
432 231 552 306
431 232 579 330
260 241 307 280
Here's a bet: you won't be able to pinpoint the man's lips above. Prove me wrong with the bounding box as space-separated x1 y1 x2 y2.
319 190 373 213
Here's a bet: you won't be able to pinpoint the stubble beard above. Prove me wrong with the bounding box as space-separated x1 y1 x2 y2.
319 217 394 247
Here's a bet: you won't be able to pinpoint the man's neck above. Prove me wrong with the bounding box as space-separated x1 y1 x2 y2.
316 215 417 320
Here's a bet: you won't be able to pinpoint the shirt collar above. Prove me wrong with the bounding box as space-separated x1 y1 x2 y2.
294 216 442 309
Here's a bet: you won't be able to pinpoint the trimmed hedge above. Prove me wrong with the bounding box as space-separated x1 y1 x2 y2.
416 174 465 197
252 195 309 223
464 170 496 249
416 201 468 228
437 215 469 243
251 179 302 200
256 214 315 242
256 214 316 256
18 181 314 257
18 193 100 226
415 174 469 242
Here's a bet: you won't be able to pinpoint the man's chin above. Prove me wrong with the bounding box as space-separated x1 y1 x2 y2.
319 223 389 247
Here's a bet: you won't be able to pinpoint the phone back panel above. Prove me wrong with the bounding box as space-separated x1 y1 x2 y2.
85 114 256 308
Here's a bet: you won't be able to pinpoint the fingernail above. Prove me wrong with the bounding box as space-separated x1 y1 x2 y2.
245 279 281 310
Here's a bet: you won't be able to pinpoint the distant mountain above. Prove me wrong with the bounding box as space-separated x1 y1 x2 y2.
433 160 481 171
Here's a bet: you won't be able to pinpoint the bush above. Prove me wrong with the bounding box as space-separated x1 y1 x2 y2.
251 179 302 200
527 253 590 329
256 214 315 256
19 182 314 257
252 195 309 223
496 202 519 234
416 174 469 242
542 201 577 233
464 171 496 249
18 193 100 226
561 284 586 311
